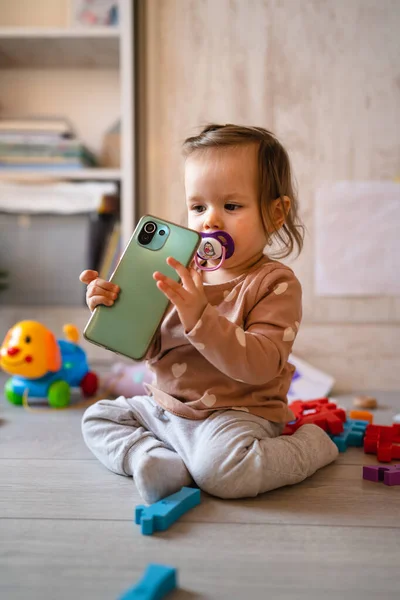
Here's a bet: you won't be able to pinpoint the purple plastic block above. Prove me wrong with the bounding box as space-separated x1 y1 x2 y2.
363 464 400 486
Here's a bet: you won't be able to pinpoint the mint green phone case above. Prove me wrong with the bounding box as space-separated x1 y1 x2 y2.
83 215 201 361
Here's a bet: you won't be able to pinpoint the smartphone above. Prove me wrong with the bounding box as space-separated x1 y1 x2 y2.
83 215 201 361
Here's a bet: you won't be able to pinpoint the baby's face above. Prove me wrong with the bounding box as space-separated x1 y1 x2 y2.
185 144 268 269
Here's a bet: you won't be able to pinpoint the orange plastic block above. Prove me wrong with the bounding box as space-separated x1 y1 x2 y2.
283 398 346 436
364 424 400 462
349 410 374 424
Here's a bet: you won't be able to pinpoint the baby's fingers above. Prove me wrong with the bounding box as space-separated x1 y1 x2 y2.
88 282 118 299
79 269 98 284
87 294 114 311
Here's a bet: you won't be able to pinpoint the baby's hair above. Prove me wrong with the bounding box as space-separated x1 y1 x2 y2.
182 124 304 258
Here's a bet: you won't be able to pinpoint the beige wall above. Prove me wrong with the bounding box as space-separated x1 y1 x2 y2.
139 0 400 391
0 69 120 154
0 0 70 27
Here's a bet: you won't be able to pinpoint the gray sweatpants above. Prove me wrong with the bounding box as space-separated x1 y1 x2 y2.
82 395 338 499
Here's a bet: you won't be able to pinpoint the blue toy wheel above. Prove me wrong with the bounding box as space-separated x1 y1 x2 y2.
5 378 23 405
48 380 70 408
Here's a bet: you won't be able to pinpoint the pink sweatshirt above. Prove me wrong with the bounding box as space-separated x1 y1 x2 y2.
145 255 302 423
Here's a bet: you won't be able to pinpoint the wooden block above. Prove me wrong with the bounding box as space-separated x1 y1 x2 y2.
352 396 377 409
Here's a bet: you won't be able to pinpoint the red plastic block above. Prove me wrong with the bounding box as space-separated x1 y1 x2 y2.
283 398 346 436
363 424 400 463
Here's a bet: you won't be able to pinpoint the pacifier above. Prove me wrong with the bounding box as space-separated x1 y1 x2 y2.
194 230 235 271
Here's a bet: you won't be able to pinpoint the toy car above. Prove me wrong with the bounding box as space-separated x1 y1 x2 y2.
0 320 98 408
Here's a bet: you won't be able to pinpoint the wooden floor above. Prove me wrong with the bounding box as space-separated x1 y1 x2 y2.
1 370 399 600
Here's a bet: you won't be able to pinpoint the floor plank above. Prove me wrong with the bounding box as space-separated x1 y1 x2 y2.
1 520 399 600
0 388 97 460
1 459 399 527
1 370 399 600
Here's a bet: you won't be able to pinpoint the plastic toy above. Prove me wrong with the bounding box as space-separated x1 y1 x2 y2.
135 486 201 536
283 398 346 435
0 320 98 408
195 230 235 271
364 424 400 462
363 464 400 486
330 418 369 452
118 564 177 600
349 410 373 424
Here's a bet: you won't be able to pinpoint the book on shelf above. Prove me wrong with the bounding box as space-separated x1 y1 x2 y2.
0 154 96 168
0 117 74 137
0 163 92 171
0 116 97 169
0 133 73 144
0 138 90 155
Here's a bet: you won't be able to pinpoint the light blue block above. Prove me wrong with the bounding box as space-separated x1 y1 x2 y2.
118 564 177 600
330 419 369 452
135 486 201 535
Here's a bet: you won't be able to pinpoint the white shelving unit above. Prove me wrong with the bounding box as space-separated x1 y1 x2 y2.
0 27 120 68
0 0 135 248
0 168 122 181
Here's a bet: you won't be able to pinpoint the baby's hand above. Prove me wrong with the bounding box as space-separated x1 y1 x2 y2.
79 270 120 312
153 257 207 332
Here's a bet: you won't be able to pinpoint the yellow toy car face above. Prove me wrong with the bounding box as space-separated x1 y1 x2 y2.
0 320 61 379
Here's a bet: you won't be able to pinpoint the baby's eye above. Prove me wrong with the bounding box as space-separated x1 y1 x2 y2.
191 205 205 213
225 203 241 211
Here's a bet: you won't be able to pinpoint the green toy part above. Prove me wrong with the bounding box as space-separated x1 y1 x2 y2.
5 378 23 405
48 380 71 408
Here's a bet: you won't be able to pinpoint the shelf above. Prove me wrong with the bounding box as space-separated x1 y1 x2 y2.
0 27 120 68
0 27 120 38
0 168 122 182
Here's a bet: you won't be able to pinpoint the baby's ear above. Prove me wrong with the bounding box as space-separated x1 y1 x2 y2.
271 196 291 230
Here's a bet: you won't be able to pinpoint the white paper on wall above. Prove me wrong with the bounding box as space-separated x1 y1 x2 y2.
315 181 400 296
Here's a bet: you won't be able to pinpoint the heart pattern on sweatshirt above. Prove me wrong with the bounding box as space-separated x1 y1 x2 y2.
193 342 205 351
283 327 296 342
273 282 288 295
171 363 187 378
187 319 203 337
235 327 246 347
202 392 217 407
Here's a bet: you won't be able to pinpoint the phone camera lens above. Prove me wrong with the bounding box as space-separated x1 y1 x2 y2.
144 221 156 234
159 229 165 236
139 222 157 245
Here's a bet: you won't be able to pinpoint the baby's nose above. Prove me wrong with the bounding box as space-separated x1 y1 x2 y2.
204 212 223 230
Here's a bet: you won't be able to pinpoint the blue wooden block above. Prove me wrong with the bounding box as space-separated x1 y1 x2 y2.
330 419 369 452
118 564 177 600
135 486 201 535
